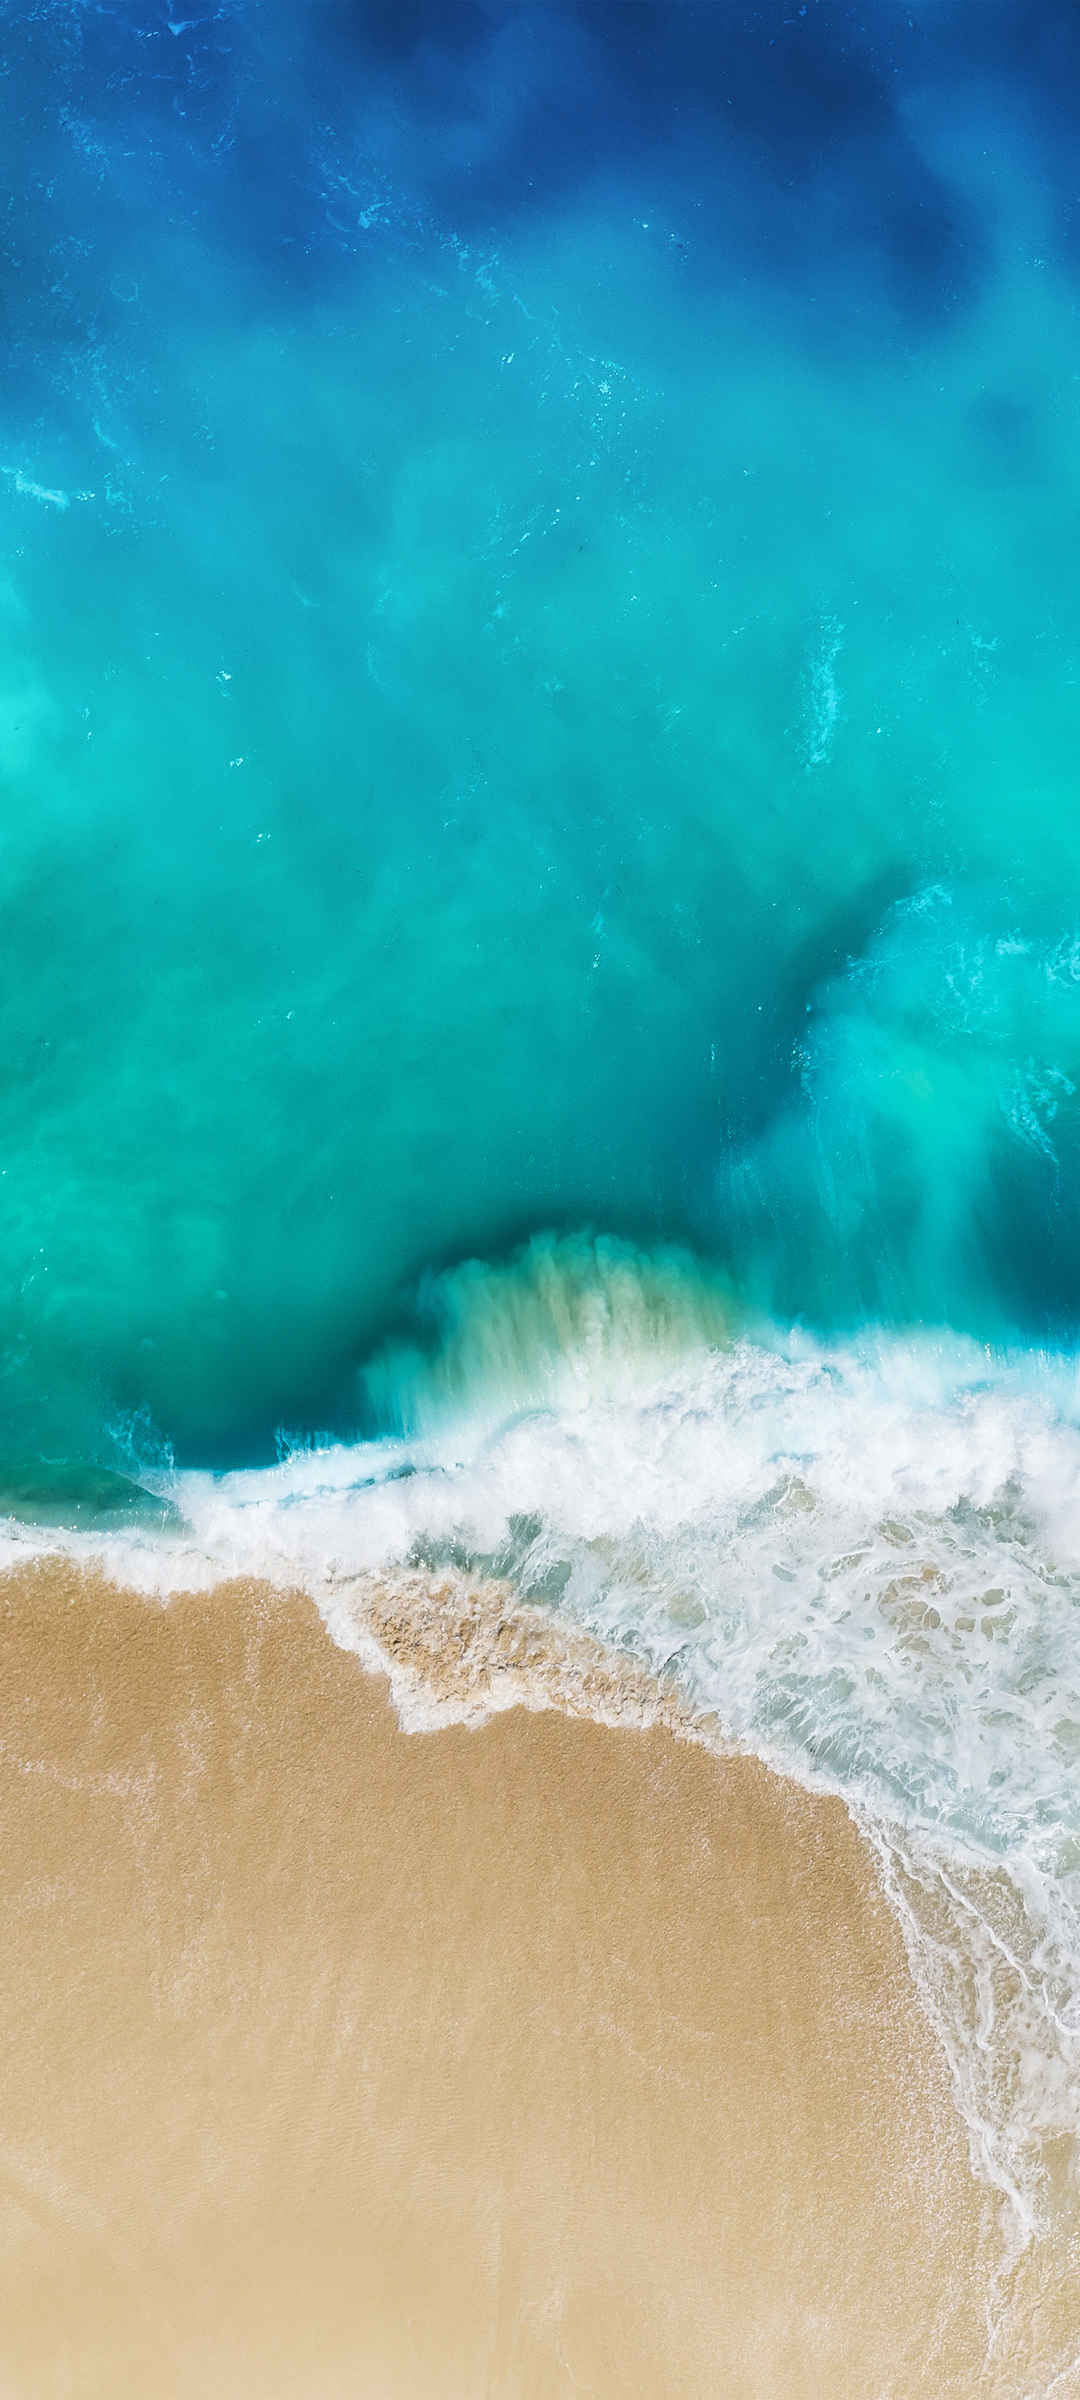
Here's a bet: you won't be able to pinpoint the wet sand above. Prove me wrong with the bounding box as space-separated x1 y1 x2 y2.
0 1556 1061 2396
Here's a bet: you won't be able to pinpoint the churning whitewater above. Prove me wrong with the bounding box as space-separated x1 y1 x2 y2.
9 1234 1080 2238
12 0 1080 2340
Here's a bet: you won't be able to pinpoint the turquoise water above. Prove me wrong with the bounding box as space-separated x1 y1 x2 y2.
15 0 1080 2237
8 1 1080 1472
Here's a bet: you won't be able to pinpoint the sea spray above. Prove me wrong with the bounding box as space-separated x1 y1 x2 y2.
7 1233 1080 2235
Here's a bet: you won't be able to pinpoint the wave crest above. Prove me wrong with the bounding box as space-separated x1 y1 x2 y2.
9 1231 1080 2235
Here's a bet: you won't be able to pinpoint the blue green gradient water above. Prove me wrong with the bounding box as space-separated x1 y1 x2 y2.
15 0 1080 2244
6 1 1080 1471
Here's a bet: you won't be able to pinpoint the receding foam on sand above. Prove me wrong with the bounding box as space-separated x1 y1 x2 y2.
0 1556 1077 2397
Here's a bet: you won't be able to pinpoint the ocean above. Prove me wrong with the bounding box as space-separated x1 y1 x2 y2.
8 0 1080 2384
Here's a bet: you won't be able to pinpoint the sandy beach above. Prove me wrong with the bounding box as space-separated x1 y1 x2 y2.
0 1557 1067 2397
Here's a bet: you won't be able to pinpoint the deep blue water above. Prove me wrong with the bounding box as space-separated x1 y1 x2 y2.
5 0 1080 1473
18 2 1080 2244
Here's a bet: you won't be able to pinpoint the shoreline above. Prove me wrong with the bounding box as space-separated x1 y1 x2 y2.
0 1556 1070 2395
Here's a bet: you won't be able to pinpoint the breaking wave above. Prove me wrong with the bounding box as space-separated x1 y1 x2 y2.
8 1231 1080 2242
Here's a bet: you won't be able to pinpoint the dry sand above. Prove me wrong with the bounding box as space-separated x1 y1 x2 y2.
0 1556 1070 2397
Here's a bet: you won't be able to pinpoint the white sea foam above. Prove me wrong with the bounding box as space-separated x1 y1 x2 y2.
803 614 844 767
1 467 71 510
7 1233 1080 2235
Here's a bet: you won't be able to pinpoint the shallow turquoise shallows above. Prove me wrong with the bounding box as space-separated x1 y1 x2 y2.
5 6 1080 1472
15 0 1080 2240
